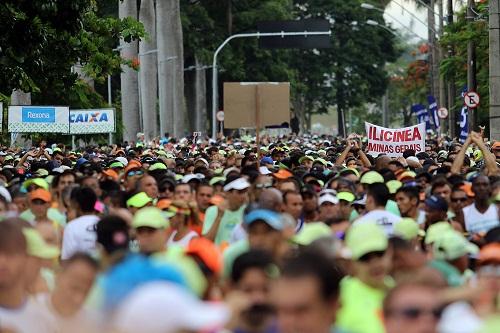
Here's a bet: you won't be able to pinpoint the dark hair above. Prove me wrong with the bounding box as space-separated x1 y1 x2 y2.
231 249 275 283
0 218 27 254
280 249 344 301
283 190 301 204
431 178 451 195
395 186 420 203
70 187 97 213
175 182 194 192
96 215 130 255
63 252 99 271
367 183 391 207
403 149 416 158
52 171 76 189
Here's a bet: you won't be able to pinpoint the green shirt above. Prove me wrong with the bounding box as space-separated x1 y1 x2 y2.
429 259 464 287
337 276 388 333
20 208 66 227
222 239 249 279
202 205 246 245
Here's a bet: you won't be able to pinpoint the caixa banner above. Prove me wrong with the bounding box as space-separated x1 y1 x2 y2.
69 109 115 134
8 106 70 133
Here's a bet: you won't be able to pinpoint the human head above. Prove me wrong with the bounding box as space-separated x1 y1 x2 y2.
273 250 343 333
132 207 169 255
450 185 470 214
138 174 159 199
245 209 285 257
257 188 283 212
81 176 102 198
282 191 303 220
472 175 491 202
301 186 318 215
366 183 390 211
196 182 214 212
52 253 99 317
96 215 130 257
0 219 28 290
70 187 97 216
424 196 448 226
53 171 76 196
174 183 194 202
431 178 452 204
383 283 442 333
224 176 250 210
29 188 52 220
318 193 339 220
395 186 420 218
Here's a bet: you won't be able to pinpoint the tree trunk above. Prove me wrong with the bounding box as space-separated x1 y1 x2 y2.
157 0 185 138
194 57 207 133
139 0 158 142
119 0 140 143
10 90 31 147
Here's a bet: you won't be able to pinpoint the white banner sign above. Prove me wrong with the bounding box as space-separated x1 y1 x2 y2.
365 122 426 157
69 109 115 134
8 106 69 133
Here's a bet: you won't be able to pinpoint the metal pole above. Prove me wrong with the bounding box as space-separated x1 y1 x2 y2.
447 0 456 138
490 0 500 140
467 0 477 132
107 74 113 145
211 31 331 139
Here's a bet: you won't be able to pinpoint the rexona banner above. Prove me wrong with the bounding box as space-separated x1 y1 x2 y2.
69 109 115 134
364 122 426 157
8 106 69 133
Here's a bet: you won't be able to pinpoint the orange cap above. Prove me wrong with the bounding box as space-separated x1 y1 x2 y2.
124 160 142 175
478 243 500 264
102 169 119 181
157 198 172 210
273 169 293 180
30 189 52 203
492 142 500 150
460 183 475 197
186 238 223 276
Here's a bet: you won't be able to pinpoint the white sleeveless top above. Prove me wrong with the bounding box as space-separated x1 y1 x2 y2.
167 230 198 248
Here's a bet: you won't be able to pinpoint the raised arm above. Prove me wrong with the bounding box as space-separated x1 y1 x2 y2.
451 135 472 174
471 132 499 176
335 140 352 166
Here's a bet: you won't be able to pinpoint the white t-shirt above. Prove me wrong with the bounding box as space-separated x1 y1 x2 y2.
167 230 198 248
353 209 401 235
61 215 99 260
463 203 500 234
0 297 55 333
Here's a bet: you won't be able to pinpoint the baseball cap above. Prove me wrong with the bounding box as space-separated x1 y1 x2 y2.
132 207 169 229
337 191 355 203
360 171 384 185
478 243 500 265
29 188 52 203
433 230 478 261
273 169 293 180
425 222 453 245
209 176 226 186
492 142 500 150
244 209 283 230
259 166 272 175
345 223 388 260
112 282 229 333
318 194 339 205
299 155 314 164
186 238 223 276
23 178 49 191
223 177 250 192
149 162 167 171
394 218 425 240
460 183 475 197
110 161 125 169
260 156 274 165
102 169 119 181
292 222 332 246
397 171 416 182
22 228 60 259
0 186 12 203
115 156 129 166
425 195 448 211
386 180 403 194
126 192 153 208
182 173 205 184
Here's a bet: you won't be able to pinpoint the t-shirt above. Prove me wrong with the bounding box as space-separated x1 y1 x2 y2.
167 230 198 248
222 240 249 279
353 209 401 235
462 203 500 235
20 208 67 228
202 205 246 245
336 276 389 333
61 215 99 260
0 297 55 333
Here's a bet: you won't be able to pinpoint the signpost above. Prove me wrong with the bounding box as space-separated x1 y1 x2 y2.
464 91 480 108
437 107 448 119
216 111 224 136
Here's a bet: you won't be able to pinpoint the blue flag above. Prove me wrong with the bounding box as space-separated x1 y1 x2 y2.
411 104 427 124
427 95 440 131
459 106 468 143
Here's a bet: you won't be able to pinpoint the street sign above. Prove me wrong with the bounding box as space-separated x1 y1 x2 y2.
464 91 480 109
437 107 448 119
216 111 225 122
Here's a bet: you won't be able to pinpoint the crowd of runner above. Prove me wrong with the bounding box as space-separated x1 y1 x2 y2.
1 130 500 333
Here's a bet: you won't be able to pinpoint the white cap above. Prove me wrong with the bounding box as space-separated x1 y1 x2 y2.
223 177 250 192
318 194 339 206
259 166 272 175
406 156 419 163
115 157 129 167
0 186 12 203
182 173 205 183
113 282 229 333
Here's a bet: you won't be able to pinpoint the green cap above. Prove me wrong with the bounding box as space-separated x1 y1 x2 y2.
338 191 356 203
132 207 169 229
22 228 60 259
156 150 167 157
433 230 479 261
209 176 226 186
314 158 328 166
360 171 384 184
174 174 183 181
292 222 332 246
425 222 453 245
110 161 124 169
149 162 167 171
299 155 314 164
126 192 153 208
386 180 402 194
23 178 49 191
394 218 425 241
34 169 49 177
4 155 13 161
346 223 388 260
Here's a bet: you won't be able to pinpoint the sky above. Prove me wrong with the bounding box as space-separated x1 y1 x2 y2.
384 0 431 41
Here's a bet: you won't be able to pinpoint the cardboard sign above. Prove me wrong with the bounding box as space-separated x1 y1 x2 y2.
8 106 69 133
365 122 426 157
223 82 290 128
69 109 115 134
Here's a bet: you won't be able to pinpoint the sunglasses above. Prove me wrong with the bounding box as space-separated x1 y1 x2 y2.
451 197 468 203
389 306 443 320
127 170 144 178
358 250 386 263
255 183 273 189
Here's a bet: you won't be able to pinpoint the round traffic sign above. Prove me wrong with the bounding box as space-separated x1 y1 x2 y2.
464 91 480 109
437 107 448 119
216 111 225 122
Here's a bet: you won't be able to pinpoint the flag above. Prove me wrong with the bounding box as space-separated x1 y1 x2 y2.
411 104 426 124
459 106 468 143
427 95 440 131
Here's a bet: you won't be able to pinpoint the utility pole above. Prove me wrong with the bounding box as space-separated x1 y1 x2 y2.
438 0 447 134
467 0 477 132
447 0 456 138
429 0 440 103
490 0 500 140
